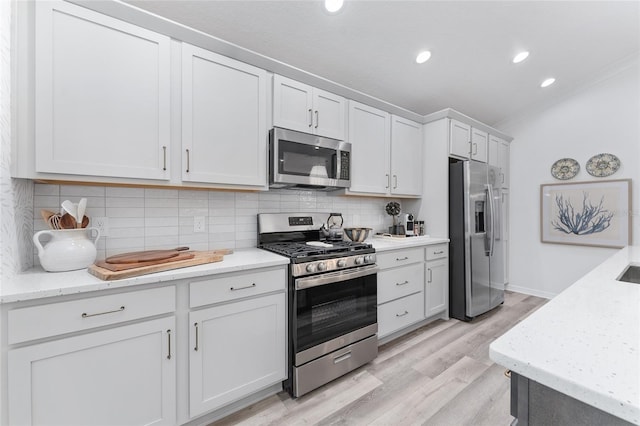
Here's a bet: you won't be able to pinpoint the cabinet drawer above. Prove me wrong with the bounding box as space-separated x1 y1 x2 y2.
190 267 286 308
378 292 424 338
8 286 175 344
426 244 448 261
378 263 424 304
377 247 424 270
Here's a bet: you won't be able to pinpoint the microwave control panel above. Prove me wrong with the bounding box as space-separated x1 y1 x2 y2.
340 151 350 180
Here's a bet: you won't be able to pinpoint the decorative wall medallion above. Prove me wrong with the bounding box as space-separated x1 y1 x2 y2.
586 153 620 177
551 158 580 180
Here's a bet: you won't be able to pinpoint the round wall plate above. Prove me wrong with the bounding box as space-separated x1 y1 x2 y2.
586 153 620 177
551 158 580 180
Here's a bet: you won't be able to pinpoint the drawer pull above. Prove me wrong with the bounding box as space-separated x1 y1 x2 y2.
162 146 167 171
333 351 352 364
81 306 125 318
194 322 199 351
396 280 409 286
428 268 433 283
504 369 511 378
396 256 409 262
167 329 172 360
396 310 409 317
230 283 256 291
433 250 444 255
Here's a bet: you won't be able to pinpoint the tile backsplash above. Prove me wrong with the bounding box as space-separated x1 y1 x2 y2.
33 183 411 264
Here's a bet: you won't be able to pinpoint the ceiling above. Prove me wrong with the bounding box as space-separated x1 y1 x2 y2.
124 0 640 126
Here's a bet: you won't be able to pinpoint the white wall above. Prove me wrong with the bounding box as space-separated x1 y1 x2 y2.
498 57 640 298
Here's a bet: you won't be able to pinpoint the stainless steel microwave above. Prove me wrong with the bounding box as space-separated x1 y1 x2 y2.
269 127 351 190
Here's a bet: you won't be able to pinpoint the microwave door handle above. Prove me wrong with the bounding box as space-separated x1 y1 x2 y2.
487 185 496 257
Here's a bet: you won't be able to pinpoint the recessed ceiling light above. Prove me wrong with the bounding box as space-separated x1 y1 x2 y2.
324 0 344 13
416 51 431 64
541 78 556 88
513 51 529 64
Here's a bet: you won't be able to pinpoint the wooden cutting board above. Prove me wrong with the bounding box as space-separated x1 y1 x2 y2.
88 250 231 281
105 247 190 264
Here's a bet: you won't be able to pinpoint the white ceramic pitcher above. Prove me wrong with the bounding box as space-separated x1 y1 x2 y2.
33 228 101 272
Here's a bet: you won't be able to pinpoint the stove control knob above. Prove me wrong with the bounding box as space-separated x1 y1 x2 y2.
364 255 374 263
317 262 327 271
306 264 316 273
355 257 364 265
337 259 347 268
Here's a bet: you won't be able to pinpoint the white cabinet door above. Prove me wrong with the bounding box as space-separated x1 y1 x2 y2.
35 0 171 180
273 74 314 134
498 140 510 188
8 317 176 426
273 75 345 139
189 293 286 418
488 135 500 167
347 101 390 194
182 43 267 187
391 115 423 196
470 128 488 163
449 119 471 159
313 88 346 140
426 258 448 317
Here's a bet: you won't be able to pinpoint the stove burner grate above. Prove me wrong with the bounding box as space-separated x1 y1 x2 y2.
261 241 372 259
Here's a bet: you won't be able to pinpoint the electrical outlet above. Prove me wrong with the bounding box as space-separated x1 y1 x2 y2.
93 217 109 237
194 216 205 233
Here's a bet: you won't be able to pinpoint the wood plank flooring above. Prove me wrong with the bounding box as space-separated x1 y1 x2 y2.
212 291 547 426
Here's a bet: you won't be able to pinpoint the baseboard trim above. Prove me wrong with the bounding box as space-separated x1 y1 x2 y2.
507 284 555 300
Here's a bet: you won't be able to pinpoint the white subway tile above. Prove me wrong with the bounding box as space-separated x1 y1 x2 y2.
210 215 235 226
210 231 235 242
145 198 179 208
209 240 236 250
145 226 179 237
34 196 60 209
106 207 145 218
145 235 180 248
209 191 235 201
210 206 235 216
145 207 179 218
107 197 145 208
109 227 144 239
106 187 144 198
179 189 208 199
106 237 145 250
60 185 105 197
145 217 179 227
109 217 145 228
179 198 208 209
34 184 59 196
145 188 179 199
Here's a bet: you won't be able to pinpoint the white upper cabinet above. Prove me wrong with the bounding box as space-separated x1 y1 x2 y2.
347 102 422 197
449 119 487 163
347 101 391 194
489 134 510 188
182 43 267 187
34 0 171 180
273 75 346 140
390 115 423 196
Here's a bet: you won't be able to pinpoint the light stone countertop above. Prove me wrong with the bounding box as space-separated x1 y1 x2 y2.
1 249 290 304
368 235 449 252
490 246 640 424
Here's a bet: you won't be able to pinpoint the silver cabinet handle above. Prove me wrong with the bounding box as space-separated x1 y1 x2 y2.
428 268 433 283
393 175 398 189
396 310 409 317
396 256 409 261
434 250 444 255
185 149 190 173
167 329 172 360
81 306 125 318
194 322 199 351
162 146 167 171
469 141 473 155
308 109 313 127
385 174 390 189
396 280 409 286
473 142 478 155
315 110 319 129
230 283 256 291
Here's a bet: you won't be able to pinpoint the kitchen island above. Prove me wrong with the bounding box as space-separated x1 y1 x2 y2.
490 246 640 425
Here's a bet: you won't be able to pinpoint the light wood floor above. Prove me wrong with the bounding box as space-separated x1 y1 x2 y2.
213 291 547 426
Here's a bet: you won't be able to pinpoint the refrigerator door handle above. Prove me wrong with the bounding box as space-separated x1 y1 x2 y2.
487 185 496 257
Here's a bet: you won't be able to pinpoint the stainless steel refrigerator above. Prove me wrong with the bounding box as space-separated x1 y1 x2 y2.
449 160 504 321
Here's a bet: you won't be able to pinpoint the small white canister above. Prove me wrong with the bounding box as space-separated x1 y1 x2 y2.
33 228 101 272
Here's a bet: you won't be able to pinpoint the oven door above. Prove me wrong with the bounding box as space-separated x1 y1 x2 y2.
293 264 377 359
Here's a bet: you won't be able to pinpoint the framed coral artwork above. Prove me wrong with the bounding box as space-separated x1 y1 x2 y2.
540 179 632 248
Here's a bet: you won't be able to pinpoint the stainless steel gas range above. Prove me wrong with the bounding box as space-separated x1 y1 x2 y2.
258 212 378 398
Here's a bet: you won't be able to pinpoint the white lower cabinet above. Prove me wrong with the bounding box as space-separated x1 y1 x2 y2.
376 247 425 339
425 243 449 318
188 292 286 417
8 316 176 426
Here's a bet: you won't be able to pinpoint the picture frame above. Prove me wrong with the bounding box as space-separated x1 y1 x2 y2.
540 179 632 248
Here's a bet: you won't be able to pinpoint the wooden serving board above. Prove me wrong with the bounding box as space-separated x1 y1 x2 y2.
88 250 231 281
105 246 190 264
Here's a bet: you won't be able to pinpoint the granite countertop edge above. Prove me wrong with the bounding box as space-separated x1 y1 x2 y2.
489 246 640 424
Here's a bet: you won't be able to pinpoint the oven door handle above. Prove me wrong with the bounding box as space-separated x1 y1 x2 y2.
295 265 378 290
